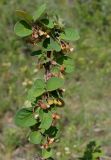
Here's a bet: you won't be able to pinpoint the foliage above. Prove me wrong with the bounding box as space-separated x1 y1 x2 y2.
14 3 79 159
1 0 111 159
79 141 103 160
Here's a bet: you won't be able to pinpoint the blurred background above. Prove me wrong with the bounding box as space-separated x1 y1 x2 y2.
0 0 111 159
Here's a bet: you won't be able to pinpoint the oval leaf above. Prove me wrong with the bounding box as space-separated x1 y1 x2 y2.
45 126 59 138
27 79 45 101
16 10 33 23
57 56 74 73
41 18 54 29
33 4 46 21
46 77 64 91
39 110 53 130
31 50 42 57
60 28 80 41
14 20 33 37
43 38 61 52
29 131 42 144
64 57 74 73
42 148 53 159
14 108 36 127
51 66 59 74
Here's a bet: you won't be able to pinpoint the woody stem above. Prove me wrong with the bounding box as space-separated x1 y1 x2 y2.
44 51 51 81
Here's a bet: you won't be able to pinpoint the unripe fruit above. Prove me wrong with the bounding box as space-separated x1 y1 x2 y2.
57 100 62 106
47 99 54 105
57 98 64 107
53 99 58 105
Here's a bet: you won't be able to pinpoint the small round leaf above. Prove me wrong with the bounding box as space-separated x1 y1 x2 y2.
31 50 42 57
33 4 46 21
43 38 61 52
64 57 74 73
14 20 33 37
42 148 53 159
57 56 74 73
29 131 42 144
39 110 53 130
60 28 80 41
41 18 54 29
46 77 64 91
14 108 36 128
27 79 45 101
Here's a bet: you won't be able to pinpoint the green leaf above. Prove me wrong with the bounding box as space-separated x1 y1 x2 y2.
93 152 103 160
39 110 53 130
14 20 33 37
43 38 61 52
46 77 64 91
41 18 54 28
57 56 74 73
27 79 45 101
14 108 36 127
31 50 42 57
16 10 33 23
29 131 42 144
60 28 80 41
33 4 46 21
64 57 74 73
51 66 59 74
42 148 53 159
45 126 59 138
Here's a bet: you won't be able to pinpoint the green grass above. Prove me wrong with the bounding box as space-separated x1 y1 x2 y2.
0 0 111 159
